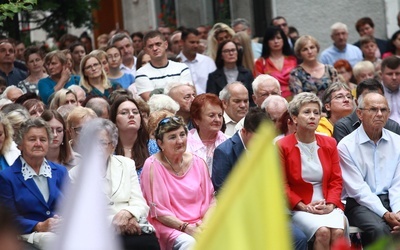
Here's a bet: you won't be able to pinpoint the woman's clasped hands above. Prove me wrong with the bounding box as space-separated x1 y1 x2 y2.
305 199 335 215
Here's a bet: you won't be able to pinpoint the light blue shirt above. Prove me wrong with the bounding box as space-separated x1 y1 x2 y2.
383 85 400 125
319 43 363 67
252 41 262 59
338 125 400 217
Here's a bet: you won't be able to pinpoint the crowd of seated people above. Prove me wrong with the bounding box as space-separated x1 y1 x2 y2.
0 13 400 250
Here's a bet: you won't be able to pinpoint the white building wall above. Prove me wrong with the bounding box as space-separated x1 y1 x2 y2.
273 0 390 50
122 0 157 33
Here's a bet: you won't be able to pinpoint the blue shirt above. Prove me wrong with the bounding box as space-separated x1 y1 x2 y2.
320 43 363 67
38 75 80 105
0 67 27 86
338 125 400 217
109 73 134 89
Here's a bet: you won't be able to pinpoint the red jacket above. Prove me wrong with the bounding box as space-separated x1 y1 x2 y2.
277 134 344 210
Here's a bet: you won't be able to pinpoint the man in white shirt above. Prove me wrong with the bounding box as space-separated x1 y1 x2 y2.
219 82 249 137
109 33 137 78
381 56 400 124
135 30 193 101
338 92 400 247
177 28 216 94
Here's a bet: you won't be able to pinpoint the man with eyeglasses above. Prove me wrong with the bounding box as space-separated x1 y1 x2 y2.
381 56 400 124
271 16 296 50
333 78 400 143
338 91 400 247
135 30 193 101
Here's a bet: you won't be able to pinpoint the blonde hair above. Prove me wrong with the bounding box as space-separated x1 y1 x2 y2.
79 54 111 93
0 114 13 154
206 23 235 60
49 89 78 110
66 106 97 129
232 31 254 72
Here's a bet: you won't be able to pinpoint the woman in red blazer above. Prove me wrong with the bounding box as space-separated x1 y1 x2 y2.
277 92 347 249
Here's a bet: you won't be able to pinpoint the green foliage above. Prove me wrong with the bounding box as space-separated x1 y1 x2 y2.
0 0 37 26
30 0 100 40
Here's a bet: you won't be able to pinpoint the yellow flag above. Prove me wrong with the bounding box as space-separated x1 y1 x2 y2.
195 121 291 250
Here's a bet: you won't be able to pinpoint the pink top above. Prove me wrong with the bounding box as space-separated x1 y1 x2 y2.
140 154 214 250
253 56 297 99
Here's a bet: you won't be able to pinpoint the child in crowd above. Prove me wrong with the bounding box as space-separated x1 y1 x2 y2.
359 35 382 72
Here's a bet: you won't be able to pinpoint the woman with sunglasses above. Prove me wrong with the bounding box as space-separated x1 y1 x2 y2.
141 115 215 250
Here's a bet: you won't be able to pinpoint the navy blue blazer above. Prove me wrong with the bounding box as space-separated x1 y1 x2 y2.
0 157 68 234
212 131 245 192
206 66 255 107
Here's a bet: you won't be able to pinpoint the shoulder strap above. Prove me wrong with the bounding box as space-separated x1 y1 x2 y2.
149 159 157 217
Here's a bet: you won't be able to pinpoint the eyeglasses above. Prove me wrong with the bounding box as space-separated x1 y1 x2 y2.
72 126 82 134
158 116 181 126
359 107 390 115
118 109 140 116
222 49 237 54
332 94 353 101
84 62 100 71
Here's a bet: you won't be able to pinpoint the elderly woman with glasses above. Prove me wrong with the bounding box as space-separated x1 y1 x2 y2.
69 118 160 250
140 115 215 250
0 118 69 249
316 82 354 137
277 92 347 249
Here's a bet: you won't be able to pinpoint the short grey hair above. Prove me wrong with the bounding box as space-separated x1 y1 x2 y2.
1 86 23 100
85 97 110 118
164 82 188 95
148 94 180 113
252 74 280 93
331 22 348 35
14 118 53 147
80 118 118 147
288 92 322 117
231 18 250 29
322 82 352 117
261 95 288 110
108 33 132 46
219 81 245 101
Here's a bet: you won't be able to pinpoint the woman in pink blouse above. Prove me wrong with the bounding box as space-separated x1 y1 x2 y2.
140 116 215 250
254 26 297 100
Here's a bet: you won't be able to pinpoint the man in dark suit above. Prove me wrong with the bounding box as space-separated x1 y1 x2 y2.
212 107 268 192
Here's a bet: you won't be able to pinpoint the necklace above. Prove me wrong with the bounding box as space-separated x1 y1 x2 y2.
123 147 132 152
298 141 316 161
163 154 183 175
